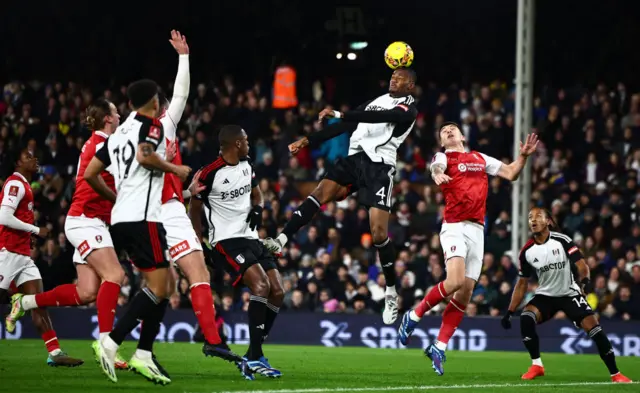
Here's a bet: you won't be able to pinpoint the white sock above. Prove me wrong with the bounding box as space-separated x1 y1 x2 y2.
134 349 152 360
276 233 288 247
99 332 109 342
21 294 38 311
385 286 397 296
409 309 421 322
49 348 62 356
435 340 448 351
102 334 120 352
532 358 543 367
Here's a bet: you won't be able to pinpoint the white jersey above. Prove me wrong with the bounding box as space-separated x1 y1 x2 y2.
96 111 166 224
347 93 417 166
195 157 258 244
519 231 584 297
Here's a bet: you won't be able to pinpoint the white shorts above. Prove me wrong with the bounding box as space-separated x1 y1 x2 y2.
65 216 114 265
440 221 485 281
161 199 202 263
0 249 41 290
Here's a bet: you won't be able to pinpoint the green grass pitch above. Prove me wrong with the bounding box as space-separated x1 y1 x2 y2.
0 340 638 393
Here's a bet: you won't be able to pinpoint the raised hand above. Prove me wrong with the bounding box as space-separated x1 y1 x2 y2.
520 133 539 157
169 29 189 55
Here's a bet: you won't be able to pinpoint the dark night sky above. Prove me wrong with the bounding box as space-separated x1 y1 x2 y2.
2 0 639 98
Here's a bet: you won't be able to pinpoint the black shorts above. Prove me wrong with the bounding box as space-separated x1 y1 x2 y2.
527 294 594 325
325 152 396 212
111 221 170 271
213 237 277 286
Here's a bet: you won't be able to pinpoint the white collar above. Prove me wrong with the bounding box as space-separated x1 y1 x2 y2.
13 172 27 182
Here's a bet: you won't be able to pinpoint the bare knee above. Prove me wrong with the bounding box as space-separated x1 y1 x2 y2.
444 257 467 293
249 278 270 298
76 287 97 304
269 282 285 305
370 224 388 245
103 268 125 286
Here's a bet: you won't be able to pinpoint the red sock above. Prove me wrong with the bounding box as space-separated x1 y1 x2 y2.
42 329 60 353
35 284 81 307
415 282 449 318
190 283 222 344
96 281 120 334
436 298 466 345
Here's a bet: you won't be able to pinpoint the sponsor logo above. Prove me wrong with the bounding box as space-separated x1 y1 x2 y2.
451 245 456 253
28 202 33 211
458 163 467 172
8 186 19 197
236 254 245 264
223 178 230 184
78 240 90 256
221 184 251 200
169 240 189 258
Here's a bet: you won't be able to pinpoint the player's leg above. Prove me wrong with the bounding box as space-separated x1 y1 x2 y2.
247 251 285 378
241 262 282 377
18 277 84 367
264 155 358 254
424 276 474 376
96 222 171 384
263 267 284 343
368 206 400 324
399 226 467 344
519 299 546 380
15 262 97 314
264 179 344 253
175 250 237 360
577 302 632 382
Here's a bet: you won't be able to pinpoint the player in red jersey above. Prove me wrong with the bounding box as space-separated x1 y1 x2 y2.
397 122 539 376
139 30 237 363
7 100 128 369
1 149 83 367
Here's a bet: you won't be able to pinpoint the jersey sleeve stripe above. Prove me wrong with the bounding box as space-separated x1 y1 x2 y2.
550 231 571 242
568 246 579 254
200 157 225 179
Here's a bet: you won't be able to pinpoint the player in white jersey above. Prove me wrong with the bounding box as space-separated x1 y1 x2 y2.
84 79 191 385
190 125 284 380
501 207 631 383
145 30 240 366
263 68 418 324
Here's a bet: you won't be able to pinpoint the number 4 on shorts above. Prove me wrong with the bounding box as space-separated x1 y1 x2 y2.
376 187 386 206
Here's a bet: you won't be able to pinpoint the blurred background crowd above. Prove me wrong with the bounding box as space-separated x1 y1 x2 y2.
2 72 639 321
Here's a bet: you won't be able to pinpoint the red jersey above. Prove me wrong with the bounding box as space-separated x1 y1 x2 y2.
0 173 35 256
161 137 184 204
68 131 115 223
433 150 503 225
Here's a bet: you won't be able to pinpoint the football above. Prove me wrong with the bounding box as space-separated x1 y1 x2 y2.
384 41 414 69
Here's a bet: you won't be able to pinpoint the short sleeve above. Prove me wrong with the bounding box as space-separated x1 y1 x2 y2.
94 138 111 167
194 166 217 201
552 232 584 264
1 180 25 210
138 121 164 150
518 247 533 278
479 153 503 176
430 152 447 171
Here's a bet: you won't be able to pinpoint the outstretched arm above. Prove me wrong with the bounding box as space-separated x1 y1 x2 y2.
164 30 190 132
493 133 539 181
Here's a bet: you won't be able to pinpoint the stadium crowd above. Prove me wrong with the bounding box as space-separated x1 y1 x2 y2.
1 78 639 321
